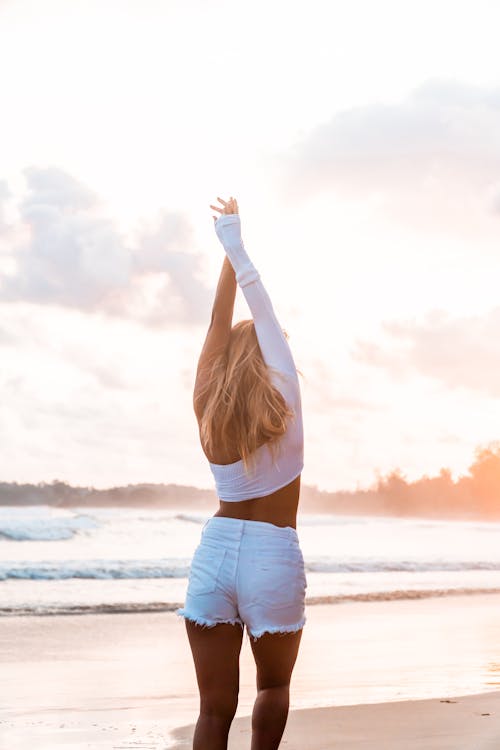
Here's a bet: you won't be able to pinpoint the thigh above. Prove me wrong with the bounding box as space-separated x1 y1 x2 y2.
185 620 244 699
250 629 303 690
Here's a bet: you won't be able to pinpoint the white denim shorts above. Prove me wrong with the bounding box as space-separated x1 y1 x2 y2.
176 516 307 641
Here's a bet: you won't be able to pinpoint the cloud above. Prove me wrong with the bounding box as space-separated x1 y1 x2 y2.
58 344 135 391
130 210 213 327
0 180 11 233
280 78 500 236
352 306 500 397
0 167 212 327
0 324 15 345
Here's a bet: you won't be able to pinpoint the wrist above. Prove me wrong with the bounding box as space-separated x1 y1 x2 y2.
215 213 242 250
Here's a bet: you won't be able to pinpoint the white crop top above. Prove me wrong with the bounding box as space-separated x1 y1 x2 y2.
208 213 304 502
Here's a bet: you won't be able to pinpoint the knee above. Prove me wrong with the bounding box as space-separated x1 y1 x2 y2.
257 680 290 695
256 683 290 708
200 689 239 724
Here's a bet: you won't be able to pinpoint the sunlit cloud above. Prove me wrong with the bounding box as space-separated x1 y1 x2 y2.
0 167 212 327
352 306 500 397
281 78 500 238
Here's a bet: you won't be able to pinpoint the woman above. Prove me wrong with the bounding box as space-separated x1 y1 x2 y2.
176 195 306 750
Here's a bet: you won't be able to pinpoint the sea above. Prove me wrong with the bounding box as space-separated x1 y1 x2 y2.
1 505 500 616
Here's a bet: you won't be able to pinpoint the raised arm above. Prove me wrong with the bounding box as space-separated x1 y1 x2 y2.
212 201 298 386
193 254 237 419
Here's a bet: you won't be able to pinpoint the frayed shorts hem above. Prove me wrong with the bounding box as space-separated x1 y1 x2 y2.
175 608 244 629
247 616 306 642
176 608 306 642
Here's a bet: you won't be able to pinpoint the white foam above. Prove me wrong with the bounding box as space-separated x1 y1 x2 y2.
0 505 100 541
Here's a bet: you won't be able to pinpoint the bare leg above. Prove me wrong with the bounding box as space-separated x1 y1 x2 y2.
249 629 303 750
185 619 244 750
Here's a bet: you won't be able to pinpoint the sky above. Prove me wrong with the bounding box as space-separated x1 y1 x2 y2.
1 0 500 492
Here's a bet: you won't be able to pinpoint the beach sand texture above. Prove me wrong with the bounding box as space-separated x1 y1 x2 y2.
1 593 499 748
173 692 500 749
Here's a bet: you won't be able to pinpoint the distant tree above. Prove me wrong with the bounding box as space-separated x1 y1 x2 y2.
375 468 413 514
463 441 500 516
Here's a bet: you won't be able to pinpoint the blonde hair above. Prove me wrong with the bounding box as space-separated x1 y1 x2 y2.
197 319 294 473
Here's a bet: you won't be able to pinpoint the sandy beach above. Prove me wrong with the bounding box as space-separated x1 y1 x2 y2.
173 692 500 749
1 593 499 749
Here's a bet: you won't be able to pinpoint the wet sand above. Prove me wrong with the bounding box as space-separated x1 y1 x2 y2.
0 593 499 748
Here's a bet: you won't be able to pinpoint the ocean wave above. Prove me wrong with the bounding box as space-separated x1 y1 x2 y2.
0 559 190 580
2 587 500 616
173 513 208 524
2 557 500 580
306 558 500 573
0 510 100 541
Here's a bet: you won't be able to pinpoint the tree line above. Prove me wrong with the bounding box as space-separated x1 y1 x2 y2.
1 441 500 520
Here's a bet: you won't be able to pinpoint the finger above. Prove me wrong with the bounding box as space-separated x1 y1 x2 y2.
217 196 228 205
210 204 223 213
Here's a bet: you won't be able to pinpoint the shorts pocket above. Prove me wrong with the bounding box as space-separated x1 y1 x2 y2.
187 545 227 596
251 552 305 610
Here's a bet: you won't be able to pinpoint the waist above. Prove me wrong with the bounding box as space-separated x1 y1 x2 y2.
214 475 301 528
214 503 297 529
202 516 299 547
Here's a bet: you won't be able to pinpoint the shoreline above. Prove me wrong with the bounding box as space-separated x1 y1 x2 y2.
2 584 500 617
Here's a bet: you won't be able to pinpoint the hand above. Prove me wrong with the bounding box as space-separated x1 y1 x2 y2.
212 195 243 250
210 196 239 223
